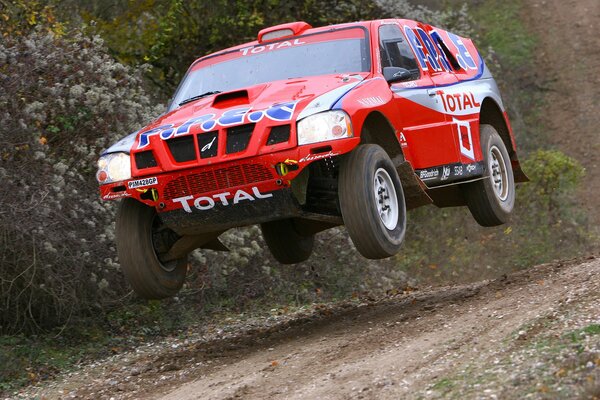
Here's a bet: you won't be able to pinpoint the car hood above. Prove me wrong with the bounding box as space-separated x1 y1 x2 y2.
103 73 368 155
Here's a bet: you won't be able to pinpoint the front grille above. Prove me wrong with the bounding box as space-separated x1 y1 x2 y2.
163 163 274 200
166 136 196 162
163 176 190 200
226 124 254 154
187 170 219 194
215 165 246 188
267 125 290 145
134 151 157 169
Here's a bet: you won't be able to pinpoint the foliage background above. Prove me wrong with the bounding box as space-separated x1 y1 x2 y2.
0 0 596 390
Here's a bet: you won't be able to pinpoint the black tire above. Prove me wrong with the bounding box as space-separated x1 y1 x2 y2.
338 144 407 259
116 198 187 299
462 124 515 227
260 219 314 264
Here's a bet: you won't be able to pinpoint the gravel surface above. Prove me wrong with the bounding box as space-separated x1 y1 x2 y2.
12 255 599 400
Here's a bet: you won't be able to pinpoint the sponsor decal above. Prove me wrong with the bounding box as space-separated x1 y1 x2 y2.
102 191 131 200
400 81 418 88
299 150 340 163
172 187 273 213
453 118 475 161
137 100 299 149
403 26 478 73
358 96 385 107
239 39 306 56
127 177 158 189
439 92 481 113
399 132 408 148
441 165 451 181
417 162 483 186
419 168 439 180
446 32 478 70
201 136 216 153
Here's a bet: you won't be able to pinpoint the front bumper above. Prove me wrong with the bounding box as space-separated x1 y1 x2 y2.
159 187 302 235
99 137 358 230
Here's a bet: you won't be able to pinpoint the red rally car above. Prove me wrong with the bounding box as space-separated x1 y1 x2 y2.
97 19 528 299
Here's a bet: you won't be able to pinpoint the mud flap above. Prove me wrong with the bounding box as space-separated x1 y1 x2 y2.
396 161 433 210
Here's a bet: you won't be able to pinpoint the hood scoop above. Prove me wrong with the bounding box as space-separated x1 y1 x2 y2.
212 90 249 108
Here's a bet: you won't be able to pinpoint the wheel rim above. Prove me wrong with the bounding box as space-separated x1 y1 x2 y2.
151 215 180 272
489 145 509 201
373 168 399 230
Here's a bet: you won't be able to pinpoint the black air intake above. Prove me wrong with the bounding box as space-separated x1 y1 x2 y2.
267 125 291 145
166 136 196 162
226 124 254 154
134 151 157 169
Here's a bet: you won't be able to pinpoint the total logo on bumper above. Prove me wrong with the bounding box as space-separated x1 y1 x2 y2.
172 187 273 213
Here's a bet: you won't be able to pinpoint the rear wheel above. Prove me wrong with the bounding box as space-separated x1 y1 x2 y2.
260 219 314 264
116 198 187 299
462 124 515 226
338 144 406 259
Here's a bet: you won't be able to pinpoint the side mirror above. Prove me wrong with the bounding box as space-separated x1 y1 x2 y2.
383 67 413 83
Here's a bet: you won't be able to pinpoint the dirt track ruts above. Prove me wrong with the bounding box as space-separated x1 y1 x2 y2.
24 255 599 400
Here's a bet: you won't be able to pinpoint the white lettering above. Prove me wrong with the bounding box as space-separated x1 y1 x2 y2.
299 150 339 163
252 187 273 199
201 136 216 152
172 187 271 212
233 189 254 204
194 196 215 210
173 195 194 213
240 39 305 56
212 192 230 206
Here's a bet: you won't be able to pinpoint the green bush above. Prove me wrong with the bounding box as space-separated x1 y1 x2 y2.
396 149 591 283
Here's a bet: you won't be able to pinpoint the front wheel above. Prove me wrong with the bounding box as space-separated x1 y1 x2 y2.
462 124 515 226
116 198 187 299
338 144 407 259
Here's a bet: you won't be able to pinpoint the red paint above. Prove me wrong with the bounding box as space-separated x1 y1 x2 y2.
99 18 520 214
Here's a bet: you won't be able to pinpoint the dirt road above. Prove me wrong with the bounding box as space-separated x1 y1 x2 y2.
23 256 599 399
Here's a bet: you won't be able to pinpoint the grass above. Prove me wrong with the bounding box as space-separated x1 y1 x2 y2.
431 377 456 392
0 331 111 392
565 324 600 344
471 0 536 69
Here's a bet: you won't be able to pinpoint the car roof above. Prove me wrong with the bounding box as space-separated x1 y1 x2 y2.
193 20 376 64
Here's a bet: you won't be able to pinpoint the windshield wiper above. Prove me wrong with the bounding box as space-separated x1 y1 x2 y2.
178 91 222 106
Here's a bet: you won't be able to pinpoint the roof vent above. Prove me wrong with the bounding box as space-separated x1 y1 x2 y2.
258 21 312 43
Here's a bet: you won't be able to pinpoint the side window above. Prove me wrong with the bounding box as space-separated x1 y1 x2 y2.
379 24 420 80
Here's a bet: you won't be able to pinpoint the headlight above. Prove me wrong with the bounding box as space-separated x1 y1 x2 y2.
96 152 131 184
297 110 353 146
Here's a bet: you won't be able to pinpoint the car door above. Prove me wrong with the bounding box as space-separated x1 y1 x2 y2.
378 21 460 171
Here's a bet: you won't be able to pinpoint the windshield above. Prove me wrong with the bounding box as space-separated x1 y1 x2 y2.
170 27 370 111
